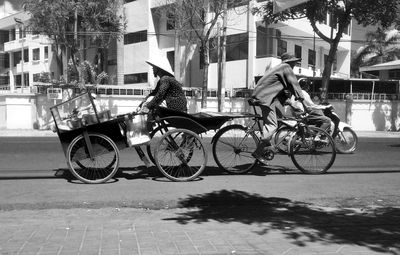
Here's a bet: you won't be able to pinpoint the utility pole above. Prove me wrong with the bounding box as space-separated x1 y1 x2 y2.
217 0 227 112
14 18 24 88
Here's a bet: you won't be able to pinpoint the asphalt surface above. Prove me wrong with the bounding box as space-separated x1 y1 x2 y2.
0 129 399 255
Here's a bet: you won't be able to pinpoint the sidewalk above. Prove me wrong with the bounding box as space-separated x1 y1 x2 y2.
1 205 399 255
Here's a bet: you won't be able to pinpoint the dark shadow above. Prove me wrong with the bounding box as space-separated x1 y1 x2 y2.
201 164 299 177
327 169 400 174
164 190 400 253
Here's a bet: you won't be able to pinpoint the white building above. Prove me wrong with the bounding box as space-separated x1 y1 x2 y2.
0 0 377 94
121 0 374 95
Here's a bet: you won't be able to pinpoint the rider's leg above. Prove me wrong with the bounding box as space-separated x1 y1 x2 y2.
252 103 278 160
306 112 331 132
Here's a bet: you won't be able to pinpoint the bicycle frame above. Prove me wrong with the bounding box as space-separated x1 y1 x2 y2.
247 100 297 153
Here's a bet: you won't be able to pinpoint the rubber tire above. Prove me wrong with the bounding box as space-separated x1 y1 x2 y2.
289 126 336 174
334 128 358 154
154 128 207 181
212 124 258 174
146 125 174 164
67 133 120 184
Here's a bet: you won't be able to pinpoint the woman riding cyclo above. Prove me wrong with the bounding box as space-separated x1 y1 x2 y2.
138 55 188 131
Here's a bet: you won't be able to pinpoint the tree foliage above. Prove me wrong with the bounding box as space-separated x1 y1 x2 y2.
352 28 400 77
23 0 125 84
253 0 399 101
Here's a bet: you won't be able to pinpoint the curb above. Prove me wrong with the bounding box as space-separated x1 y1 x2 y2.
0 129 399 138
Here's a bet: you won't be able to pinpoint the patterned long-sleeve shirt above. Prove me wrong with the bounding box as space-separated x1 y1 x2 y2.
146 76 188 112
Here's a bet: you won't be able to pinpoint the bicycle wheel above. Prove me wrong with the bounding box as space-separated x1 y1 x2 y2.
334 128 358 154
273 126 294 154
67 133 120 184
212 124 258 174
146 125 174 164
154 128 207 181
289 126 336 174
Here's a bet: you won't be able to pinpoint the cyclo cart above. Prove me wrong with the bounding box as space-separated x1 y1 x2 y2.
50 92 215 184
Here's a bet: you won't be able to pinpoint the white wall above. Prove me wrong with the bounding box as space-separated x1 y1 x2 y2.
1 93 397 131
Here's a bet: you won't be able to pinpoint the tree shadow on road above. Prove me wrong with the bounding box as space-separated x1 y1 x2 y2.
164 190 400 254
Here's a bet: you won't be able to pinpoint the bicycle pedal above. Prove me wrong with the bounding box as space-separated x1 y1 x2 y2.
262 148 275 160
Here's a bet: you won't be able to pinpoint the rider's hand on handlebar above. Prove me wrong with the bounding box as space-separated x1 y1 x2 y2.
325 104 334 110
138 106 150 114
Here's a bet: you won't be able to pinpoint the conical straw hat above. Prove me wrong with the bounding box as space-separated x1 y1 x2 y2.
145 53 174 76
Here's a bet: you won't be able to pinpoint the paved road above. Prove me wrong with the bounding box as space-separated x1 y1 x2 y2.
0 131 399 254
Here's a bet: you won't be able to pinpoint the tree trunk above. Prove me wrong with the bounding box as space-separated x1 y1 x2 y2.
321 38 341 102
52 45 63 80
201 41 209 109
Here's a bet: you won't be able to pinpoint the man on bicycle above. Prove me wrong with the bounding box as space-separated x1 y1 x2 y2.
251 52 305 164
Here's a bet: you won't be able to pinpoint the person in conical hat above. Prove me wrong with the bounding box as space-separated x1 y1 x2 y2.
141 54 187 113
139 53 188 130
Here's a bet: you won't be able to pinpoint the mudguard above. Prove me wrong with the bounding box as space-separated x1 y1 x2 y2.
338 121 352 132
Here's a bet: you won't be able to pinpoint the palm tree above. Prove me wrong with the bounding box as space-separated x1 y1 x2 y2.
351 28 400 77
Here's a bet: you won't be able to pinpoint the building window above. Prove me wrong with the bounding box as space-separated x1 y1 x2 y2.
15 73 29 87
24 49 29 62
226 33 248 61
124 73 148 84
277 39 287 57
389 70 400 79
256 26 273 57
124 0 137 3
0 75 10 86
166 13 175 30
167 51 174 71
124 30 147 44
33 48 40 61
13 51 21 67
33 73 40 82
19 27 26 39
9 29 16 41
295 45 302 66
44 46 48 59
2 53 10 68
308 49 316 68
276 30 286 57
0 30 10 44
210 33 248 63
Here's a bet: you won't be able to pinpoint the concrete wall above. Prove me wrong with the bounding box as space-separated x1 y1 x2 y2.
1 93 400 132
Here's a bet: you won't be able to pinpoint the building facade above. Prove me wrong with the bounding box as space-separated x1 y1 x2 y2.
0 0 378 94
2 0 398 131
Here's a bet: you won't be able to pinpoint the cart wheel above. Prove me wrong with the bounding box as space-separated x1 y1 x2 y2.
154 129 207 181
67 133 120 184
146 125 174 165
